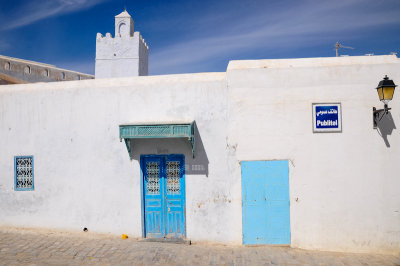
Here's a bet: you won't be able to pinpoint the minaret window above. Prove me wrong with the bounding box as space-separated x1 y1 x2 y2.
119 22 127 36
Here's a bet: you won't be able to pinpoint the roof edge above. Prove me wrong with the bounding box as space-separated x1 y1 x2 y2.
227 54 400 71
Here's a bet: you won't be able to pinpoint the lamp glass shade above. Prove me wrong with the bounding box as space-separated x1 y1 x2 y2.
377 87 384 101
382 86 395 101
376 76 396 104
377 86 395 103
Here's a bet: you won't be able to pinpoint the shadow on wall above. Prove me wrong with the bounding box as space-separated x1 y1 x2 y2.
188 124 209 176
376 112 396 147
129 123 209 176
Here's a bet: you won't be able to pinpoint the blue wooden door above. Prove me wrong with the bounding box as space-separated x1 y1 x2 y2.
242 160 290 245
165 155 186 238
142 155 185 238
143 156 164 238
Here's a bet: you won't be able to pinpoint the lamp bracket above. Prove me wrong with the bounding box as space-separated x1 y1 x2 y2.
373 105 391 129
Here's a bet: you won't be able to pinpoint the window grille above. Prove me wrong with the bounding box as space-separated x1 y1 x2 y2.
15 156 34 191
146 162 160 194
167 161 180 194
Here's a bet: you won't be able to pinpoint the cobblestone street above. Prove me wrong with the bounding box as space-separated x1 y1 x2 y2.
0 227 399 265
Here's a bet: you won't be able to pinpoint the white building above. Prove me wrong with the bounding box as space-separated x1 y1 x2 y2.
0 55 93 85
95 10 149 78
0 10 399 255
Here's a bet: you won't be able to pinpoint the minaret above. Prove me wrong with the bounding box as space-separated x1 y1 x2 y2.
115 9 134 37
95 10 149 78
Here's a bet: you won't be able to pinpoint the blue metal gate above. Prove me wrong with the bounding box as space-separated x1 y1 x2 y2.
141 154 186 238
242 160 290 245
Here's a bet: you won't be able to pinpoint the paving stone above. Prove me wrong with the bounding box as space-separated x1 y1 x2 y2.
0 228 399 265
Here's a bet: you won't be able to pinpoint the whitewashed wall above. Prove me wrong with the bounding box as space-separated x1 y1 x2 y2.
95 32 149 78
227 55 400 254
0 55 399 254
0 73 242 244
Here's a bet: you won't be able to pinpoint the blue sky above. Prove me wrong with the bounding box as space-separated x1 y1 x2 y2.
0 0 399 75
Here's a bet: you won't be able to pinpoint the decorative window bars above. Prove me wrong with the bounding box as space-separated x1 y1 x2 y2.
167 161 180 194
146 162 160 195
14 156 34 191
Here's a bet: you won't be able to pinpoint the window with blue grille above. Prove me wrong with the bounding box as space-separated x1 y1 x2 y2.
14 156 34 191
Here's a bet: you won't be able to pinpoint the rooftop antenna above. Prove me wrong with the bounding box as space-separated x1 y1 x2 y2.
335 42 354 57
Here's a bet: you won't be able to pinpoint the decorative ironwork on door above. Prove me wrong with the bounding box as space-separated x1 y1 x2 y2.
166 161 180 194
142 155 186 239
146 162 160 195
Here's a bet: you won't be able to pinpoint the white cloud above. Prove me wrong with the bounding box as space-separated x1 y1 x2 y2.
150 0 400 74
0 0 109 31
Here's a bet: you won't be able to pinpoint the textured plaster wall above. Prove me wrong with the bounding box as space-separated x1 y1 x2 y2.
0 56 93 84
0 79 9 85
227 55 400 254
138 35 149 76
0 73 241 244
95 32 148 78
0 55 399 254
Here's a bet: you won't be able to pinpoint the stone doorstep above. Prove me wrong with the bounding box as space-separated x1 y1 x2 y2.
139 237 191 245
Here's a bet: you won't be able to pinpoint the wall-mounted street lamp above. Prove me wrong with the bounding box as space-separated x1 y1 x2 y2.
373 75 397 129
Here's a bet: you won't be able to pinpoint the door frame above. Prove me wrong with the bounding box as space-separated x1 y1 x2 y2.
140 154 186 239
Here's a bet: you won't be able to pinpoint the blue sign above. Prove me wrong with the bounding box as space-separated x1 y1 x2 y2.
312 103 342 132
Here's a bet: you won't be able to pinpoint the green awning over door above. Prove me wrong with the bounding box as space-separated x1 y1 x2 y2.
119 121 195 159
